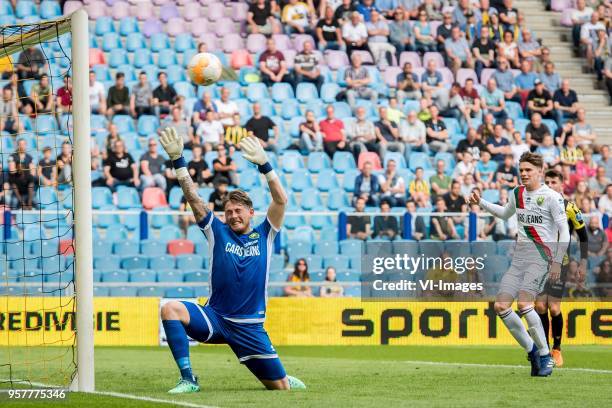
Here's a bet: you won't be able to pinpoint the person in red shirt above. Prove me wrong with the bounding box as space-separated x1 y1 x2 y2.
460 78 481 120
319 104 348 158
258 38 295 90
56 74 72 115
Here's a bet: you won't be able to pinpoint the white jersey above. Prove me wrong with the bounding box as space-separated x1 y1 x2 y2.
481 184 568 263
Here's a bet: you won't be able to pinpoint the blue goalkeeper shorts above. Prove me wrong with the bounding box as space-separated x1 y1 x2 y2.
181 301 286 381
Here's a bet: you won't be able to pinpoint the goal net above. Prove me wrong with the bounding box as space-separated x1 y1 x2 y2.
0 10 93 392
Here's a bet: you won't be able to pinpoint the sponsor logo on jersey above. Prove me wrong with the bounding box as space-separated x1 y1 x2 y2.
518 213 543 224
249 232 260 239
536 196 544 206
225 242 261 257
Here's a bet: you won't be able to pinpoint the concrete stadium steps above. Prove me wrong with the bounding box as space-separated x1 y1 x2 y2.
517 0 612 144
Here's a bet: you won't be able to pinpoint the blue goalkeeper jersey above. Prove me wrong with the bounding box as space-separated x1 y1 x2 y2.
198 212 278 323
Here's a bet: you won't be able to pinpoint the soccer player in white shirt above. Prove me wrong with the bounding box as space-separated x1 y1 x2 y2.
469 152 570 377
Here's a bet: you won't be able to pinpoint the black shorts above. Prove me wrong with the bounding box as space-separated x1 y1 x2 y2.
540 263 569 299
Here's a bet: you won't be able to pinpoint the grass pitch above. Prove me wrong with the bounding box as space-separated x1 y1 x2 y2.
2 345 611 407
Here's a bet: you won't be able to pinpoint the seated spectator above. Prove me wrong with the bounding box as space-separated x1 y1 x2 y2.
493 57 521 104
0 87 24 134
347 196 372 240
386 97 405 124
413 9 436 53
152 72 177 117
245 102 279 154
403 199 426 240
103 140 139 191
342 11 372 58
196 109 224 152
478 112 496 141
589 167 610 199
497 30 519 69
536 134 560 167
259 38 295 90
436 12 455 53
444 26 473 75
396 62 422 103
460 173 477 198
192 92 216 127
539 62 562 94
518 29 542 64
345 54 377 110
316 6 345 51
456 127 485 161
604 54 612 104
598 145 611 179
409 166 430 203
574 180 592 208
247 0 278 36
335 0 357 24
139 138 166 191
106 72 129 118
428 161 451 200
379 159 406 207
320 104 348 158
103 123 121 159
471 203 496 241
510 130 530 165
162 106 196 149
460 78 481 120
425 105 452 153
576 147 598 179
525 112 551 151
597 184 612 215
480 78 508 123
224 113 248 147
130 71 154 118
499 0 519 35
294 41 324 93
515 59 537 103
526 79 555 120
299 110 324 152
4 72 32 115
559 134 583 168
592 29 608 81
348 106 378 160
571 0 593 48
579 11 604 70
436 82 471 129
89 70 106 115
366 10 395 66
284 258 313 297
586 216 609 257
282 0 315 36
208 177 230 212
212 145 238 186
453 150 475 180
430 196 459 241
495 154 519 189
487 124 512 163
357 0 379 22
373 199 399 239
375 106 403 156
8 139 35 209
188 144 213 186
389 7 414 58
502 118 517 141
354 161 380 206
319 267 344 297
400 110 427 156
56 74 72 116
31 74 53 114
56 141 72 185
38 146 56 187
16 46 46 80
472 26 496 80
572 108 596 146
476 149 498 189
421 59 445 101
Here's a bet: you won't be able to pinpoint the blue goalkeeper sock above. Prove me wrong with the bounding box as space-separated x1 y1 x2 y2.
162 320 194 382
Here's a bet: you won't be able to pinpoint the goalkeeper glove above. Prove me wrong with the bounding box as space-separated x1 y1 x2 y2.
160 127 188 177
239 136 273 175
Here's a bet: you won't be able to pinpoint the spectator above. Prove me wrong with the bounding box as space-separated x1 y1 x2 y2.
425 105 451 153
476 149 498 189
192 92 216 126
396 62 422 103
386 96 405 124
539 62 562 94
400 110 427 156
499 0 518 33
576 147 598 179
8 139 35 209
342 11 372 58
421 59 445 101
598 145 611 179
345 54 378 110
526 79 554 120
56 141 72 185
375 106 403 157
389 7 414 58
536 134 560 167
409 166 430 203
196 109 224 152
213 87 239 128
208 177 230 212
284 258 313 297
162 106 196 149
436 82 471 129
460 173 477 198
152 72 177 117
592 29 608 81
320 104 348 158
453 150 475 180
487 124 512 163
518 29 542 65
430 159 453 199
0 87 23 134
354 161 380 206
347 196 372 240
495 154 519 189
373 199 399 239
604 54 612 104
436 12 456 53
460 78 482 120
552 79 579 126
559 134 583 168
281 0 315 35
493 57 521 104
597 184 612 215
103 123 122 159
537 46 553 72
357 0 379 22
348 106 379 160
366 10 395 66
572 108 596 147
478 111 496 141
480 78 507 123
212 145 238 186
510 130 530 165
497 30 519 69
88 70 106 115
317 6 345 51
319 267 344 297
444 25 473 75
247 0 277 35
106 72 129 118
456 127 485 161
515 59 537 102
103 139 139 191
413 9 436 53
294 41 324 93
472 26 496 80
245 102 279 154
579 11 604 69
589 167 610 199
379 159 406 207
259 38 295 90
418 97 433 123
587 216 609 257
38 146 56 187
4 72 32 115
571 0 593 48
188 144 213 186
139 138 166 191
430 196 459 241
335 0 357 24
299 110 324 152
525 112 551 151
594 257 612 298
130 71 154 118
56 74 72 117
31 74 53 114
574 180 592 206
224 113 248 147
16 46 46 80
403 199 426 240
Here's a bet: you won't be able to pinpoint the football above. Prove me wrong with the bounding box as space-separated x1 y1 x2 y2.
187 52 222 86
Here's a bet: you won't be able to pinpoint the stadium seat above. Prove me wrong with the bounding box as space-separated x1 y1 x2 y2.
324 255 350 269
157 269 184 283
140 240 166 256
358 152 382 170
137 115 159 136
165 287 196 298
149 255 176 270
320 83 340 103
101 270 129 283
183 270 208 282
174 33 195 53
290 169 313 192
157 226 183 243
168 187 184 210
110 287 139 296
173 81 195 98
168 240 195 256
129 269 157 283
137 287 166 297
158 49 178 69
105 224 130 242
327 188 350 210
316 169 339 192
314 240 339 257
108 49 129 68
246 82 269 102
122 256 150 270
16 0 36 18
300 188 324 210
307 152 331 173
408 152 432 171
238 169 262 191
117 188 141 210
142 188 169 210
166 64 187 83
340 239 362 255
482 189 500 203
384 152 407 169
296 82 318 103
331 101 351 119
119 17 139 36
150 32 171 52
284 206 307 230
101 32 121 52
113 241 139 257
333 152 357 174
176 254 204 270
271 83 295 103
280 151 304 173
287 241 312 264
133 49 154 68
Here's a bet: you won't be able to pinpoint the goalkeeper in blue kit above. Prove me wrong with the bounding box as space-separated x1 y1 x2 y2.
158 128 306 393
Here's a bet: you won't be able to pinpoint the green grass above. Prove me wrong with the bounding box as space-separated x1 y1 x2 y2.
2 345 611 407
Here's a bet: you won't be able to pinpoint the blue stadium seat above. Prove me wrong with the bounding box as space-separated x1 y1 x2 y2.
281 151 304 173
157 269 184 282
150 33 171 52
287 241 312 264
93 241 113 258
157 225 183 243
296 82 318 103
108 49 129 68
433 152 455 172
149 255 176 270
408 152 432 171
40 1 61 19
166 64 187 83
304 255 323 269
384 152 407 169
92 187 113 209
102 270 129 283
238 168 262 191
133 49 153 69
284 206 307 230
271 254 285 271
117 188 141 210
327 188 350 210
106 224 130 242
280 99 301 120
316 169 339 192
271 82 295 102
119 17 139 36
158 49 178 69
300 188 323 210
126 32 146 52
183 270 209 282
333 151 356 174
140 240 166 256
94 254 121 271
288 116 304 138
16 0 36 18
35 187 58 209
137 115 159 136
110 287 139 296
340 239 362 254
95 204 120 229
169 187 184 210
250 188 270 211
341 169 360 193
505 101 523 119
113 241 139 257
482 189 500 203
314 241 338 257
332 102 351 119
175 34 195 53
102 32 121 52
138 287 166 297
165 287 195 298
186 225 206 244
32 239 60 258
307 152 331 173
112 115 135 133
246 82 269 102
129 269 157 282
310 206 333 230
174 81 195 98
176 254 204 270
324 255 349 269
93 287 110 297
122 256 150 270
290 169 313 192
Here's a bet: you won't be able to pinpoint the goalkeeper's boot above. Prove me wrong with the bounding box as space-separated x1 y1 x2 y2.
537 355 554 377
287 375 306 390
527 344 541 377
168 376 200 394
551 348 564 367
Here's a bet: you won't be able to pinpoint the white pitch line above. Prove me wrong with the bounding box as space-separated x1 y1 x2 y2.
402 360 612 374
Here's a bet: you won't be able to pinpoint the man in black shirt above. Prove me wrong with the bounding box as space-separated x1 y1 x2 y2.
525 112 551 151
443 181 468 214
526 78 554 120
456 128 485 161
153 71 177 117
334 0 356 25
316 6 344 51
375 106 404 157
106 72 130 118
9 138 35 209
103 139 139 191
187 144 212 186
495 154 519 189
425 106 451 152
472 26 496 80
347 196 371 240
245 102 279 154
16 46 46 80
553 79 578 127
38 146 56 187
212 145 238 186
247 0 276 36
208 177 229 212
373 200 399 240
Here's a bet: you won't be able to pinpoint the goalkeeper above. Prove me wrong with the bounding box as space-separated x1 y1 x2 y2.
158 128 306 393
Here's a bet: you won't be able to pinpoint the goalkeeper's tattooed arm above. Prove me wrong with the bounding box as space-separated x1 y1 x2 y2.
177 172 209 223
